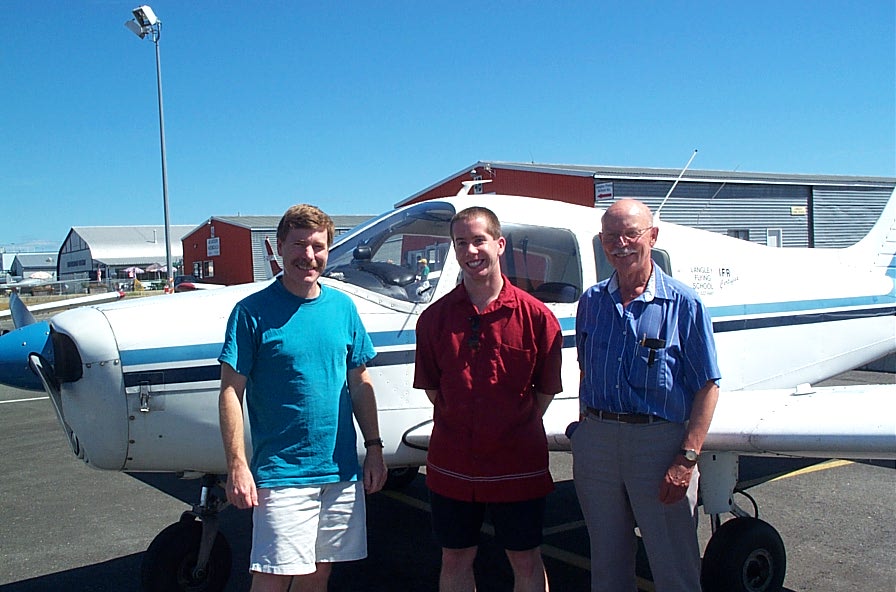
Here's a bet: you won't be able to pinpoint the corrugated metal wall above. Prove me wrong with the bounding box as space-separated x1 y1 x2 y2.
407 165 893 249
250 231 279 282
600 180 812 247
811 187 891 247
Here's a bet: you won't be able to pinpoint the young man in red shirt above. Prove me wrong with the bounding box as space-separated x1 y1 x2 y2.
414 206 563 592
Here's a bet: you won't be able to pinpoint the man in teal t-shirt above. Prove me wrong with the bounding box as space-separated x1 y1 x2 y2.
219 204 387 590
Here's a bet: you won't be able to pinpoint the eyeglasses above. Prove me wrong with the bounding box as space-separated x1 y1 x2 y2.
599 227 653 244
468 315 481 352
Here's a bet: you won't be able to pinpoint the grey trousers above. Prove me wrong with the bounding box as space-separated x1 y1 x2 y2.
571 415 701 592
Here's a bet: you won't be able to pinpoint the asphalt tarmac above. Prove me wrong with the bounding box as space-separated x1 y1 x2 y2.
0 371 892 592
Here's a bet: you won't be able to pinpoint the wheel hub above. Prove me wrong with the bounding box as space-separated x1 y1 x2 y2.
742 548 774 591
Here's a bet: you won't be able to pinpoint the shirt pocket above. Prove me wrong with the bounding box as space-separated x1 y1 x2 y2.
627 343 670 395
493 343 536 397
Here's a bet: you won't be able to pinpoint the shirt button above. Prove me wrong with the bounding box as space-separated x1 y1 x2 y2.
617 357 622 361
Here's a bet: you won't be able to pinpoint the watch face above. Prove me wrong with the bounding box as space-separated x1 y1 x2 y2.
683 449 698 462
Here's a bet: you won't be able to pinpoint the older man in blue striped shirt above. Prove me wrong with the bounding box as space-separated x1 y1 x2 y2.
572 198 720 592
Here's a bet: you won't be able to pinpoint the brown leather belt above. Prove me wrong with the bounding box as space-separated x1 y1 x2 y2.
586 407 667 424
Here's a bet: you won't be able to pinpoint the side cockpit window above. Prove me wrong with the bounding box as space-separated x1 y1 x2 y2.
325 202 455 303
500 225 582 303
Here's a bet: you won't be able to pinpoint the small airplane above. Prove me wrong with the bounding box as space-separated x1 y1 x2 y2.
0 272 56 295
172 275 225 292
0 180 893 592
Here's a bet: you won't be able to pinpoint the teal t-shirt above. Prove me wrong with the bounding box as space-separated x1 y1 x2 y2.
219 280 376 488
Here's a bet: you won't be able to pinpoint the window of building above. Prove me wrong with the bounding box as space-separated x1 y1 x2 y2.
193 261 215 278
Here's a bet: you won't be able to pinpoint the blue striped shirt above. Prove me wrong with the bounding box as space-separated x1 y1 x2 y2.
576 266 721 423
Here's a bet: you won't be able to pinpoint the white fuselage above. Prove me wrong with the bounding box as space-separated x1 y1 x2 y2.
36 193 896 473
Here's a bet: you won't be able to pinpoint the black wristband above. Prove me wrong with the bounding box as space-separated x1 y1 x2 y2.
364 437 384 448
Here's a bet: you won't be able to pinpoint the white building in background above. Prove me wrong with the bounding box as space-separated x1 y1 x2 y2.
57 225 194 281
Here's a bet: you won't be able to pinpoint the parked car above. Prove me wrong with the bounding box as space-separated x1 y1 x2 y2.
173 275 199 289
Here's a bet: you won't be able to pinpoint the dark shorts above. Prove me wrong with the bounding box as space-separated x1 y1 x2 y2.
429 491 546 552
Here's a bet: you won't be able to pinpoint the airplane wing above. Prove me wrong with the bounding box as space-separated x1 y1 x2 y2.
0 291 126 329
700 383 896 459
405 384 896 461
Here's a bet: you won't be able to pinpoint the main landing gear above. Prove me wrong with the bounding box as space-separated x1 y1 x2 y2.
699 453 787 592
140 474 231 592
702 513 786 592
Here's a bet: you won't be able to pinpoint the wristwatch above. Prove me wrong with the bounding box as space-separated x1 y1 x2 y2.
364 437 384 449
679 448 699 462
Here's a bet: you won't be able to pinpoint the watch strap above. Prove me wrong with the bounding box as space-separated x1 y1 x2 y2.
364 437 384 448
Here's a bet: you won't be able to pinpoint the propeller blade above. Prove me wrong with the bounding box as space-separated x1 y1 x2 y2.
10 293 37 329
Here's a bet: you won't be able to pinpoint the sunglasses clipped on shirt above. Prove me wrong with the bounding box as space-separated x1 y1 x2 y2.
468 315 481 352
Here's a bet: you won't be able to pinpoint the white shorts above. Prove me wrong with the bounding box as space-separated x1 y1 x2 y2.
250 481 367 576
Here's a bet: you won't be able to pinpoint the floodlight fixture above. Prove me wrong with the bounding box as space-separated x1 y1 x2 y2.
125 5 161 42
132 5 159 27
124 19 146 39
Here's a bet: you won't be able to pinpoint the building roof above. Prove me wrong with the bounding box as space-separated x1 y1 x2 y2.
189 215 374 235
488 161 896 185
397 161 896 206
0 254 14 272
12 252 57 268
68 225 194 266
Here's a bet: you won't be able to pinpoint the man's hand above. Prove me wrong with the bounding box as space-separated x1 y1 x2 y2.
362 446 388 494
659 457 695 505
225 464 258 509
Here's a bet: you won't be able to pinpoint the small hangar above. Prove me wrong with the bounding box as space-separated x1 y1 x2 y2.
400 162 896 248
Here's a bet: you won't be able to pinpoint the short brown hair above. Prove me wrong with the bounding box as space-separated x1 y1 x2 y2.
450 206 502 241
277 204 335 245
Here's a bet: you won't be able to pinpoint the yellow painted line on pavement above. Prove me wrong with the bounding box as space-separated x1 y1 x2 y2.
381 489 431 512
383 488 658 588
768 459 853 482
543 519 585 536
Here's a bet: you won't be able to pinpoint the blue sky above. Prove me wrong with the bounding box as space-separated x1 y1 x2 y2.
2 1 894 251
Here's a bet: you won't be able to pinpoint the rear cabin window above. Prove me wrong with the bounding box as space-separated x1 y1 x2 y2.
592 235 672 283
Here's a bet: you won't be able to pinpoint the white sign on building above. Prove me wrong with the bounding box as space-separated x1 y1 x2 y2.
594 182 614 204
207 237 220 257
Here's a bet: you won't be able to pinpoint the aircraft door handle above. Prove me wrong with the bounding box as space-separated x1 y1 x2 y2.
139 383 151 413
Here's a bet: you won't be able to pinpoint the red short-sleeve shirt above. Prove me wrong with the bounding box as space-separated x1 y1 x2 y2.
414 278 563 502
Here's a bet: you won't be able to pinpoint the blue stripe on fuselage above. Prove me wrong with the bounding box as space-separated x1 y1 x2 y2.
118 294 894 383
121 342 228 367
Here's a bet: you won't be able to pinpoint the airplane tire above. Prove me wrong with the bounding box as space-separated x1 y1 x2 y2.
384 466 420 490
701 516 786 592
140 518 231 592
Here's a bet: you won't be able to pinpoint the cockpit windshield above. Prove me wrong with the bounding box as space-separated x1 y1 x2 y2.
325 201 456 303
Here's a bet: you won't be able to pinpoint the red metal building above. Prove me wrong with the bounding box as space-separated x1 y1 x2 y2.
181 215 373 286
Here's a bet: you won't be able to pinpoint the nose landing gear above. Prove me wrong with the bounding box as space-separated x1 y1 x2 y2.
140 475 232 592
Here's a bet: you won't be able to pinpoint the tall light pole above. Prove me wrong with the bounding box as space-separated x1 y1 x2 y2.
126 5 173 289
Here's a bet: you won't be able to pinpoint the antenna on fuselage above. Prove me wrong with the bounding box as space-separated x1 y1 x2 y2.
655 149 698 219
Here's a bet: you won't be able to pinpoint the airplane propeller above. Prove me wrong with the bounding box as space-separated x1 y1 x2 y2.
9 292 37 329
